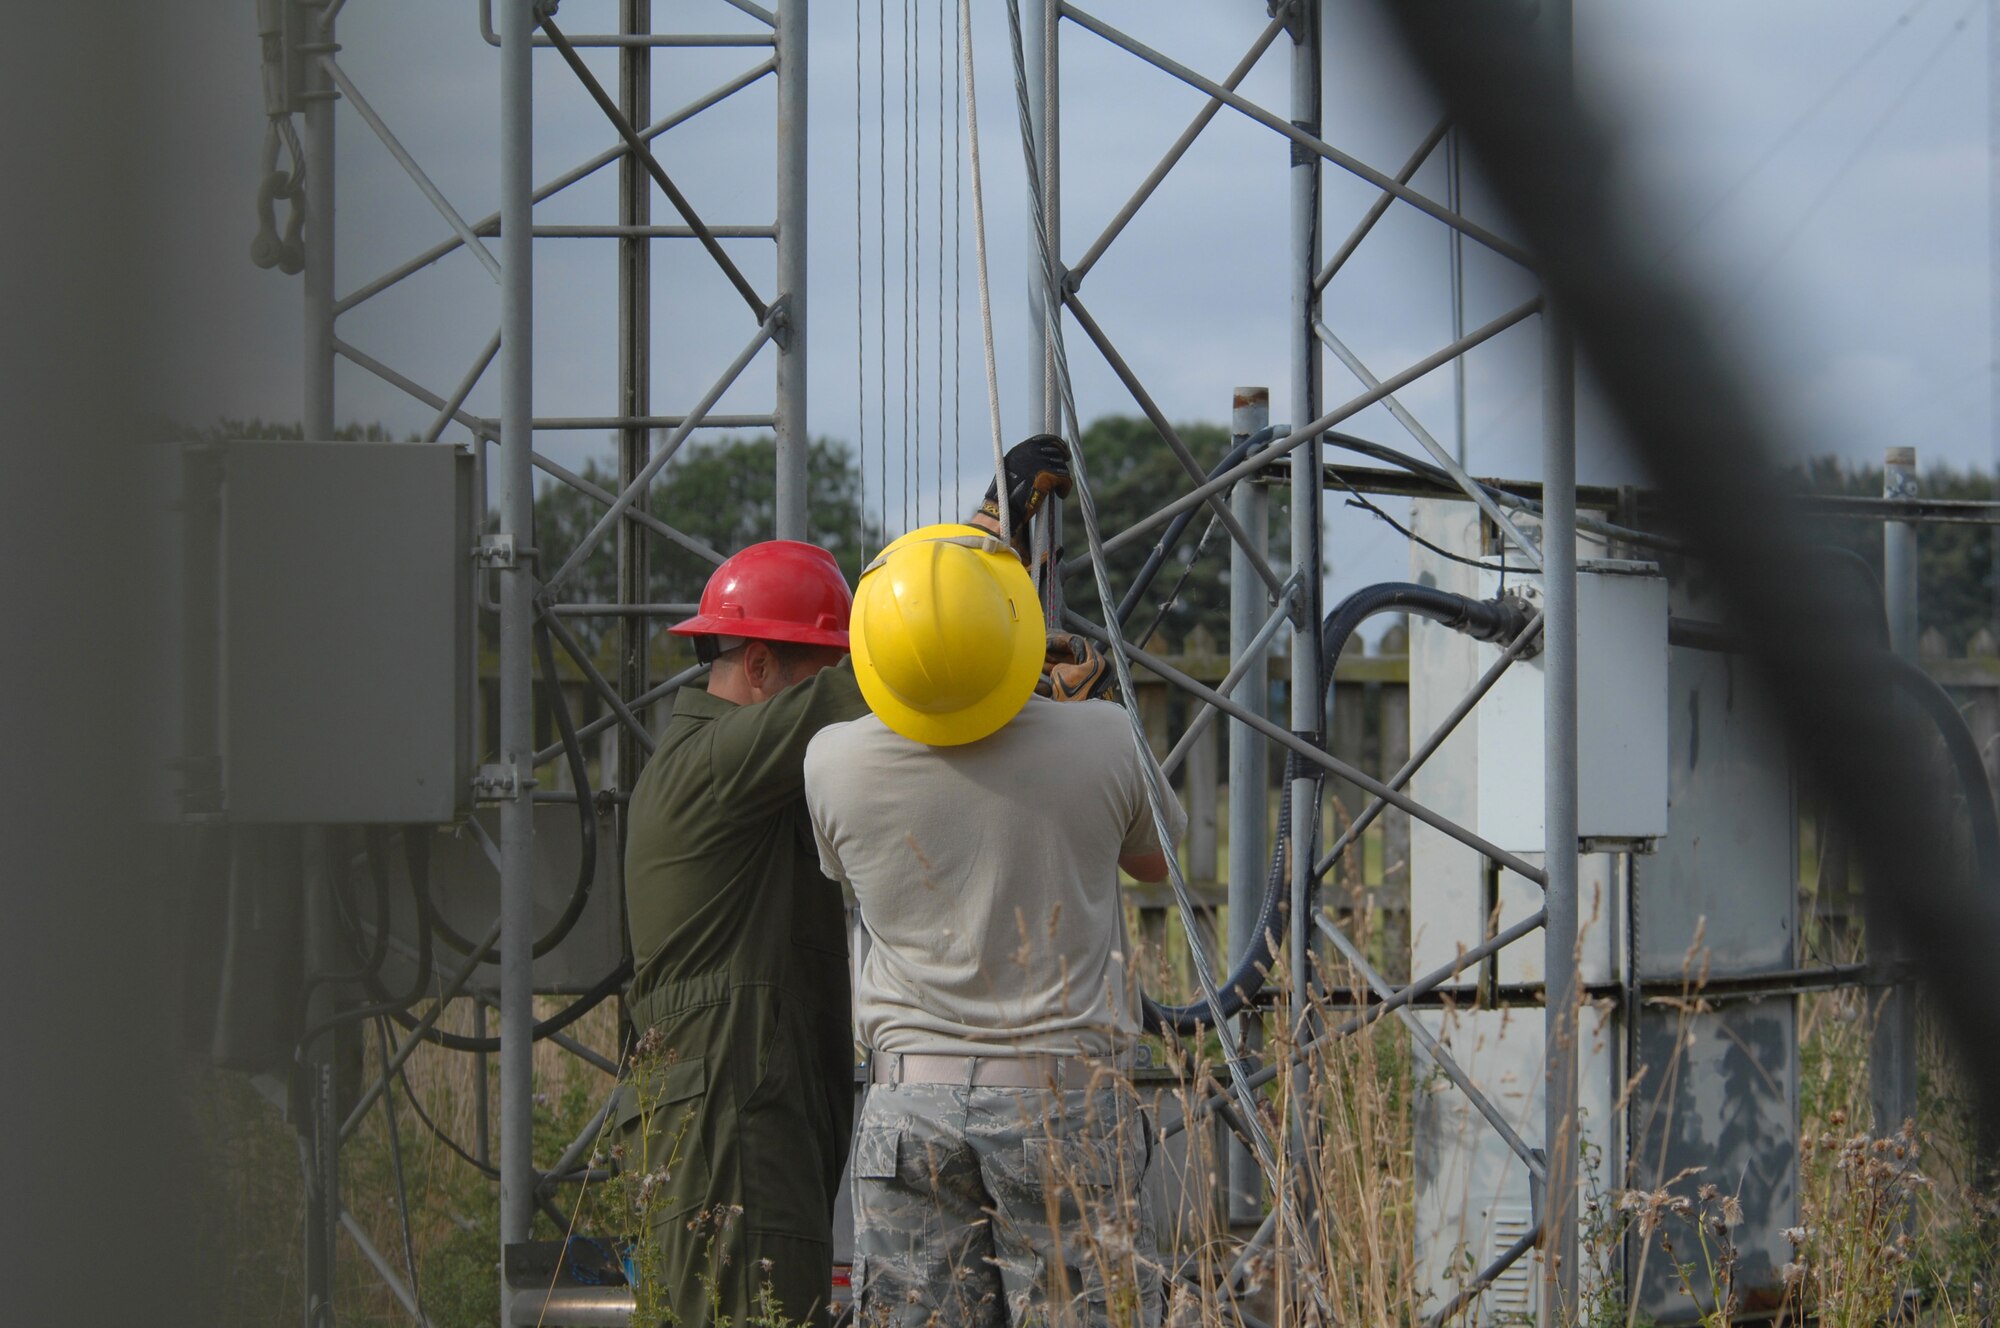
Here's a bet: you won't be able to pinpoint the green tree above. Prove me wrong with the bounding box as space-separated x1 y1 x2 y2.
534 434 880 650
1060 415 1289 649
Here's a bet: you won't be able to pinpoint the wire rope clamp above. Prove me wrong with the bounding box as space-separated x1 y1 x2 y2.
473 762 533 803
476 532 519 570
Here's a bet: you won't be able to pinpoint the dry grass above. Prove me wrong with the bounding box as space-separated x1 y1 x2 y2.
190 873 1996 1328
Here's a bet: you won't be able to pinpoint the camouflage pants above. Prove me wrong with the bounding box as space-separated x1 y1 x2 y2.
849 1081 1164 1327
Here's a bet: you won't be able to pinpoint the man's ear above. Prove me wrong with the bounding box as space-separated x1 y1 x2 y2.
741 641 778 693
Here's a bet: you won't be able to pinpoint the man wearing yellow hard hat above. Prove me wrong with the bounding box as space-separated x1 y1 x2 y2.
616 437 1075 1326
803 448 1180 1326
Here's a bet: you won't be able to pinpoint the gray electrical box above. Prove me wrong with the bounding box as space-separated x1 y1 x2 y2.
1474 559 1670 850
205 440 474 824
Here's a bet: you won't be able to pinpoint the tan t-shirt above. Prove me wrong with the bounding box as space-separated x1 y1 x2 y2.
803 696 1184 1057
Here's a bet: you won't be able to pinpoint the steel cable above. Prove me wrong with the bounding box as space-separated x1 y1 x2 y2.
854 0 867 554
957 0 1010 535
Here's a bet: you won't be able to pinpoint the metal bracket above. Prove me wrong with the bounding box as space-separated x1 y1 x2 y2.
1280 578 1311 635
473 762 533 802
477 532 519 569
764 292 796 350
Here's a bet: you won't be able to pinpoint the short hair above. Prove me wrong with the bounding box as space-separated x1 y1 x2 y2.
700 635 844 674
761 638 845 674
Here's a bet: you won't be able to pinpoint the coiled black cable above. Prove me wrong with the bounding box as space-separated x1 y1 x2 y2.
295 827 437 1052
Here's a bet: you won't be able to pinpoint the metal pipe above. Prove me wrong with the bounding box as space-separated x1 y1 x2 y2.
334 336 488 437
1288 4 1325 1026
1058 2 1533 268
320 56 503 283
1538 31 1582 1291
1069 15 1287 288
1160 577 1297 776
1167 907 1550 1136
540 606 657 758
1873 445 1920 1138
549 603 700 617
1314 318 1543 569
773 0 808 539
531 413 775 430
478 0 773 47
496 0 538 1284
1314 610 1544 876
424 328 502 443
1424 1222 1541 1328
1315 117 1450 293
526 449 723 564
1314 912 1545 1177
1225 386 1270 1226
1064 294 1284 592
339 1208 433 1327
547 321 778 591
542 15 770 322
301 8 337 1318
1064 611 1550 885
474 989 621 1078
537 663 710 766
341 922 502 1140
617 0 652 814
531 224 776 238
334 59 776 315
1093 297 1542 561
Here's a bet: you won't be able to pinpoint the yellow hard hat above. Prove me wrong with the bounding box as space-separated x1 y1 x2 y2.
850 523 1046 746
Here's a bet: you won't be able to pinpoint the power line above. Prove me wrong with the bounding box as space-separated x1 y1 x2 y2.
1669 0 1938 255
1729 0 1976 320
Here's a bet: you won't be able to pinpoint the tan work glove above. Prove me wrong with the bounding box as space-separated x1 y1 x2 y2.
1039 631 1117 703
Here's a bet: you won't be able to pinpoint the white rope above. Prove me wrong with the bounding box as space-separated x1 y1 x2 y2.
952 0 963 509
901 0 914 533
958 0 1009 539
935 0 947 524
876 0 888 542
853 0 867 552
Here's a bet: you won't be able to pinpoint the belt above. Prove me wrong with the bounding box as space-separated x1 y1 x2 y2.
868 1051 1126 1089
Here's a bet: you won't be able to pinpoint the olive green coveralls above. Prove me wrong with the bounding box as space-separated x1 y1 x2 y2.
618 659 867 1326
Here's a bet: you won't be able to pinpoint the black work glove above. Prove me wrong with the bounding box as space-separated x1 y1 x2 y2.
1038 631 1117 703
977 434 1073 548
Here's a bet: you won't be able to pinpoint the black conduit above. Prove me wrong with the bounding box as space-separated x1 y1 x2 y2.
1145 582 1534 1033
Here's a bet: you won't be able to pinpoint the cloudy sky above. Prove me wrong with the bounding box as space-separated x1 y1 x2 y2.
157 0 1994 593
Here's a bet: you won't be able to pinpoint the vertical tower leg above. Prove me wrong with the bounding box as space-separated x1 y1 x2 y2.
1874 448 1920 1139
774 0 808 541
1227 385 1271 1228
301 6 338 1320
617 0 652 797
1288 0 1324 1023
496 1 538 1319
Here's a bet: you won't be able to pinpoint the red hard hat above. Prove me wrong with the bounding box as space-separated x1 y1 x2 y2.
669 540 853 650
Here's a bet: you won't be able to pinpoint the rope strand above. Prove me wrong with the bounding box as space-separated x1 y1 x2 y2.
854 0 867 553
958 0 1009 538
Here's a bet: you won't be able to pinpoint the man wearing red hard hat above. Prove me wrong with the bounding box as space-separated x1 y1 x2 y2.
613 438 1074 1327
